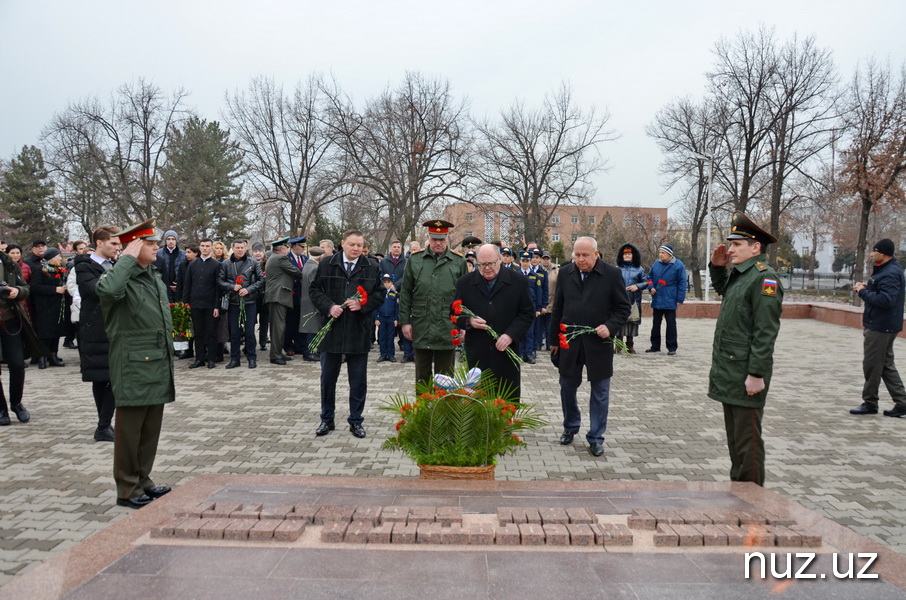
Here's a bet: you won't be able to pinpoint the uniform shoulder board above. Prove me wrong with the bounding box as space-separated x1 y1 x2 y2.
755 261 767 272
451 250 463 257
410 249 425 255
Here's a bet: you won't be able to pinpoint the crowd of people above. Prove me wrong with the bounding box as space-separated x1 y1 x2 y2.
1 211 902 508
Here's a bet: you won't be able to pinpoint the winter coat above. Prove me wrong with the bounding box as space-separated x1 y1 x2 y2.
398 248 468 349
308 252 386 354
182 256 222 310
154 246 186 300
96 254 175 407
550 259 631 382
264 252 304 308
708 254 783 408
218 254 264 304
648 256 687 310
298 259 322 334
75 254 112 382
29 261 67 339
858 257 905 333
379 254 407 287
616 243 648 314
0 252 34 361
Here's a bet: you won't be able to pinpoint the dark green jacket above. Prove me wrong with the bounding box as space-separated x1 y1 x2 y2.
708 253 783 408
97 255 175 407
398 248 467 349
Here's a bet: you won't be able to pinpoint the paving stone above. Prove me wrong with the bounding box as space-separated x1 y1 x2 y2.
150 517 181 539
653 523 678 547
598 523 633 547
320 521 349 543
367 522 393 544
435 506 463 526
566 507 595 524
174 518 205 539
538 507 568 525
523 507 542 524
231 503 263 519
627 508 657 529
274 520 306 542
496 507 514 525
671 524 704 547
717 524 751 546
468 522 495 545
764 512 797 527
416 522 442 544
198 518 231 540
509 507 528 524
289 504 320 523
519 523 545 546
407 506 436 524
352 506 382 525
542 523 569 546
680 510 712 525
693 524 728 546
204 502 242 519
380 506 409 524
566 523 594 546
703 510 740 526
249 519 280 541
224 520 255 541
177 501 215 518
649 509 684 525
440 523 468 545
391 522 417 544
495 524 520 545
790 524 822 547
737 510 768 525
769 525 802 547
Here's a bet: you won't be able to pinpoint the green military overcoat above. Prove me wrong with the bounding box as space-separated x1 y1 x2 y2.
398 248 467 350
708 253 783 408
96 255 176 407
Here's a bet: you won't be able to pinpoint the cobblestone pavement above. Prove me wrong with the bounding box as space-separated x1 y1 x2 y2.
1 316 905 586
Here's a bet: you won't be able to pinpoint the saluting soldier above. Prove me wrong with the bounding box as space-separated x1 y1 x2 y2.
708 211 783 487
96 218 174 508
398 219 468 385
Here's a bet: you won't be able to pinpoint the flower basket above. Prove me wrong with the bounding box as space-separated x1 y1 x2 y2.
382 366 545 469
418 463 496 480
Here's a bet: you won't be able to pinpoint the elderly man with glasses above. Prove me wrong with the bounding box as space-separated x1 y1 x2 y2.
452 244 535 400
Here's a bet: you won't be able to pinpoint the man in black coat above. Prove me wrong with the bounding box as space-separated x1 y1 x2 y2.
75 226 122 442
550 236 631 457
181 239 222 369
217 240 264 369
454 244 535 400
309 230 385 439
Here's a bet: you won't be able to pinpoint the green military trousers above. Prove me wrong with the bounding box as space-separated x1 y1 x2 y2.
114 404 164 500
722 403 764 487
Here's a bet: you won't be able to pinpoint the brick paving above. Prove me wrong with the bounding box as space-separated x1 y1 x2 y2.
1 315 905 587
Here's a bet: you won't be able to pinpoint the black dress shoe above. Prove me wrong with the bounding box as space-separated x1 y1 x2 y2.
282 354 293 361
270 358 287 365
144 485 171 498
589 443 604 457
645 347 660 353
303 354 319 362
206 360 216 369
883 404 906 417
667 350 677 356
93 426 114 442
387 356 397 363
259 344 267 351
376 356 386 363
350 423 366 438
116 494 154 509
188 360 205 369
63 341 78 349
0 410 10 426
50 355 65 367
248 359 257 369
225 360 240 369
559 431 575 445
524 355 536 364
315 421 335 436
850 403 878 415
11 404 30 423
38 357 48 369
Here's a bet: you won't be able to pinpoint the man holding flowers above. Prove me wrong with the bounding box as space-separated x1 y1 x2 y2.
453 244 536 400
550 236 631 457
309 230 385 439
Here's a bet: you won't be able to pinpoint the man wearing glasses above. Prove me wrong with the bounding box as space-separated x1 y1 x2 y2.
452 244 535 400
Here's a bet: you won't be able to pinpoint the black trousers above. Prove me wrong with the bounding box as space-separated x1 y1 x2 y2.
190 308 218 362
722 403 764 486
0 316 26 410
92 381 116 429
650 308 678 352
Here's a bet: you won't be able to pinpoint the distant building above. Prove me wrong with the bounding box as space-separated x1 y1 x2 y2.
441 202 668 251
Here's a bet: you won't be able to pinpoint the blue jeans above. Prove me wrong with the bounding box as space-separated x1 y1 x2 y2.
320 352 367 425
378 320 396 358
650 308 678 352
228 302 257 361
560 375 611 445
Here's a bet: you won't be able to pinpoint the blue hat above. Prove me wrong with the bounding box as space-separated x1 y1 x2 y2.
289 236 307 245
519 251 532 260
531 248 542 256
658 244 675 258
501 247 512 256
382 273 392 280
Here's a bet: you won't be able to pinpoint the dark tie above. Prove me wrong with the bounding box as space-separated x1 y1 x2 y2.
102 260 112 271
581 272 587 282
346 261 353 275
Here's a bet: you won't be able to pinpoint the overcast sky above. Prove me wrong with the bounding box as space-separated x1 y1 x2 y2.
1 0 904 217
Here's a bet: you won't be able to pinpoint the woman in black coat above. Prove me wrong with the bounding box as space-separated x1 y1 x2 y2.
453 245 535 401
29 248 67 368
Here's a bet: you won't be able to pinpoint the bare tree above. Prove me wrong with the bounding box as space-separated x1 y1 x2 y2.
323 71 470 249
41 79 189 229
472 83 614 247
839 59 906 302
223 74 347 239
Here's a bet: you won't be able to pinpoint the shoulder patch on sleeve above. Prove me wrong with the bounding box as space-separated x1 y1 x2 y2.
756 261 767 272
762 278 778 296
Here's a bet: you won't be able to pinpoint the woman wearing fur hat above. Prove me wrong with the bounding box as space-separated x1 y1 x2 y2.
616 244 648 354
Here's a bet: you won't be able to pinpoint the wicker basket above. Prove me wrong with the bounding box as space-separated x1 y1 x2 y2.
418 463 496 480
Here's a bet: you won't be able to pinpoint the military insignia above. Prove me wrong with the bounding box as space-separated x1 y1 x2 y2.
756 261 767 272
536 279 541 286
762 278 778 296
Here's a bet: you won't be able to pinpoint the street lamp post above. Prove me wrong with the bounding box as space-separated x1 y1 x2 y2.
691 151 714 302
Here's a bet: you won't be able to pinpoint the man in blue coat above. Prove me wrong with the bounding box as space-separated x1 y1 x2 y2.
646 244 687 355
850 238 906 417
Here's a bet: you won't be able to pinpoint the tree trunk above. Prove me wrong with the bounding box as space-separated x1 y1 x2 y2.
852 193 873 307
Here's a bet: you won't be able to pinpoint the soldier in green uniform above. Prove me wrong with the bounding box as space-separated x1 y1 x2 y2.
398 219 468 385
708 212 783 487
97 218 175 508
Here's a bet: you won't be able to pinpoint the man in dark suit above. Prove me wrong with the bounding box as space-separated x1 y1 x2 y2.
454 244 535 400
284 236 308 356
181 239 222 369
264 237 304 365
550 236 631 457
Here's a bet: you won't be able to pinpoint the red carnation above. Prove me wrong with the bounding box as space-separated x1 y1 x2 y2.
452 337 462 346
356 285 368 305
452 299 463 315
658 279 667 286
559 323 567 332
451 329 460 336
236 275 244 284
450 315 458 324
